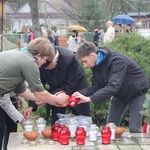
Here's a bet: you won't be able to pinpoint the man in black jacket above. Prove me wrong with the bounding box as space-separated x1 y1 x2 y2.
93 27 100 47
73 42 149 133
23 46 90 125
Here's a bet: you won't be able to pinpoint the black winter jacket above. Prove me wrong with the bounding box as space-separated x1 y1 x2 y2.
40 46 88 94
29 46 90 114
80 48 149 104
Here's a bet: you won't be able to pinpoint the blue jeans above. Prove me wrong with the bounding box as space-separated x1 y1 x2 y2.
106 94 146 133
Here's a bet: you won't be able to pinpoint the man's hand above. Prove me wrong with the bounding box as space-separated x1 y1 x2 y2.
23 107 33 119
36 101 46 106
17 98 24 110
55 91 65 96
20 118 26 130
72 92 91 104
55 92 69 107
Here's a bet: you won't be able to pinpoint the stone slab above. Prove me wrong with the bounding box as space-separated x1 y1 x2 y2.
140 145 150 150
8 132 94 150
97 145 119 150
118 145 142 150
8 132 150 150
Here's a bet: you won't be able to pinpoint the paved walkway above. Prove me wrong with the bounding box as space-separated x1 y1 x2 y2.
8 132 150 150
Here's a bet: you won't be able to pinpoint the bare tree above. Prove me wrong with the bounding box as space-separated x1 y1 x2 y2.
27 0 40 38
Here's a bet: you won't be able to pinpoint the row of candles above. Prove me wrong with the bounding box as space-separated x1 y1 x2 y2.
24 118 116 145
51 123 116 145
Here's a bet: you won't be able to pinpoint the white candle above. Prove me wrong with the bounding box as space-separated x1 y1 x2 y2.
110 128 116 140
89 130 97 142
24 125 33 132
68 125 77 137
37 124 45 134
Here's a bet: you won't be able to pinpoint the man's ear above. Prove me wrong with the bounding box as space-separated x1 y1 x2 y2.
36 53 41 57
90 52 97 58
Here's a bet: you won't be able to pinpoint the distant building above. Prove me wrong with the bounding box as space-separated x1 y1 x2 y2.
127 12 150 29
127 12 150 38
5 0 77 33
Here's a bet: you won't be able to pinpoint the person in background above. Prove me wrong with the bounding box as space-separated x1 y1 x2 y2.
0 37 68 150
73 42 149 133
114 24 123 38
3 92 24 150
78 33 86 45
52 30 59 46
125 24 133 33
27 28 35 43
67 30 80 54
98 27 105 47
115 24 122 33
47 30 59 46
40 24 48 38
93 27 100 47
103 21 115 44
23 46 90 125
47 30 55 46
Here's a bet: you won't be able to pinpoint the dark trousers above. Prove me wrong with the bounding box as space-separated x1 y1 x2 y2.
45 104 66 124
0 107 6 150
106 94 146 133
0 102 17 150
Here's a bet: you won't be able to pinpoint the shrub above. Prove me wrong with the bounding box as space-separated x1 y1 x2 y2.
105 33 150 82
36 106 46 118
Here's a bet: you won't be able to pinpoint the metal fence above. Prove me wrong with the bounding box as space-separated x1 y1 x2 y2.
0 32 95 51
0 34 28 51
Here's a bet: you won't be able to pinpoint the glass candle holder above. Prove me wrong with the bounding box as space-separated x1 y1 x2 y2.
101 126 111 144
51 124 60 141
60 127 70 145
24 125 33 132
75 127 86 145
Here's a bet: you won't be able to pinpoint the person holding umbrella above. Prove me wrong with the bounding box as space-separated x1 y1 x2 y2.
67 30 80 54
125 24 133 33
112 14 135 33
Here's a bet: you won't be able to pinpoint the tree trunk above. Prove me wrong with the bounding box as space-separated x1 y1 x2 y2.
27 0 40 38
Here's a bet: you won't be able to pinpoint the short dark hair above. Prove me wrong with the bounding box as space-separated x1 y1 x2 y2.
76 42 97 59
72 30 77 32
98 27 103 30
